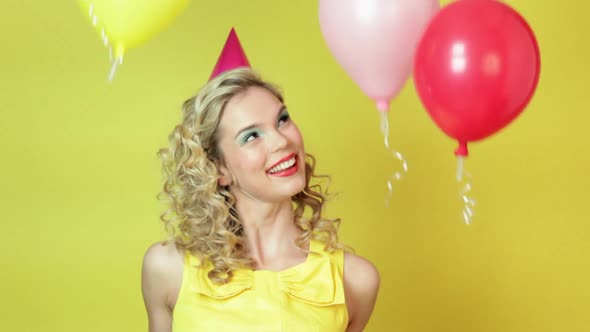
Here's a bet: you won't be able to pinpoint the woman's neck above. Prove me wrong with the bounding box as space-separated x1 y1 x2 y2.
234 197 305 269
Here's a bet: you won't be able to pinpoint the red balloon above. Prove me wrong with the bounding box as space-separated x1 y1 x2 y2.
413 0 540 156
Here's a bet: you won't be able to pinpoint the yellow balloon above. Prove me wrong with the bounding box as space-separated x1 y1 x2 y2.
78 0 190 80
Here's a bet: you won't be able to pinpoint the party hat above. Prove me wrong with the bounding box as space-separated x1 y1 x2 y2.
209 27 251 80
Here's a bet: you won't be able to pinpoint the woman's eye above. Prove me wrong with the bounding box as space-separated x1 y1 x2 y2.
278 112 290 126
243 131 259 143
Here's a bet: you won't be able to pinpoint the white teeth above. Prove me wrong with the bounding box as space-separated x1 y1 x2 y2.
268 157 296 174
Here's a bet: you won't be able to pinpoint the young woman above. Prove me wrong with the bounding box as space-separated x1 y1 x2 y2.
142 66 379 331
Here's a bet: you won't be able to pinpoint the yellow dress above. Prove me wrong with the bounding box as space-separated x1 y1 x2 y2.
173 239 349 331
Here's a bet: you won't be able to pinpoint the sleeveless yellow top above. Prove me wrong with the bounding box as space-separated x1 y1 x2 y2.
172 239 349 331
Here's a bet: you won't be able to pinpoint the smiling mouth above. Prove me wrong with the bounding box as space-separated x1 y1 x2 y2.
267 155 297 174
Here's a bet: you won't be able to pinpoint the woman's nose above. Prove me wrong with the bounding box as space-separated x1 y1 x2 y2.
269 130 288 152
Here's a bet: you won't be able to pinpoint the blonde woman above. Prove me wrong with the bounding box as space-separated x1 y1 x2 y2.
142 30 379 331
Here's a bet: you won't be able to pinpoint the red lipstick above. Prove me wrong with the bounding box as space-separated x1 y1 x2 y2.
266 153 297 172
266 153 299 177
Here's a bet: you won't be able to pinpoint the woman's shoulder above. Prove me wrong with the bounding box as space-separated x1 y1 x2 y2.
143 241 185 273
342 251 380 329
142 241 185 309
343 252 380 290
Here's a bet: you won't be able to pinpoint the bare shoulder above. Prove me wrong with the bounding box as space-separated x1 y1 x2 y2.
143 241 184 270
343 252 380 290
142 241 184 310
343 252 380 331
142 241 185 285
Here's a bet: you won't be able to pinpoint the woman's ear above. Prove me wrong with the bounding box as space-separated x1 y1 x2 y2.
218 164 232 187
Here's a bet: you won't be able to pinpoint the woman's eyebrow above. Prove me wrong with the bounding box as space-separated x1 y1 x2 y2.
234 105 287 139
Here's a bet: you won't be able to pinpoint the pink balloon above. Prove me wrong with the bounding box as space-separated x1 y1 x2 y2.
319 0 440 112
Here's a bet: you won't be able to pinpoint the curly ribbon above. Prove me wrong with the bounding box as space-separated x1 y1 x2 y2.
456 156 476 225
108 55 123 82
380 112 408 207
88 3 122 81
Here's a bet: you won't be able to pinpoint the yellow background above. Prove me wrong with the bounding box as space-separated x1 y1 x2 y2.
1 0 588 331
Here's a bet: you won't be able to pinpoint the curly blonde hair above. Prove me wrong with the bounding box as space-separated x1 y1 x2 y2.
157 68 343 284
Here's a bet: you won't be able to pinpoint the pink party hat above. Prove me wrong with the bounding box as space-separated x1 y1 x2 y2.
209 28 251 80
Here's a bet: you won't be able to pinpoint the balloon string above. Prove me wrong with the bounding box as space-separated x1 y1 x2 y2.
380 112 408 207
108 55 123 82
88 6 121 82
457 157 475 224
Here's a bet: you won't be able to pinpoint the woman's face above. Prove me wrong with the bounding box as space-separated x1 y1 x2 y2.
216 86 306 202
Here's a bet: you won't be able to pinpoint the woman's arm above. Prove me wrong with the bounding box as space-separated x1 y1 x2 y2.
343 252 380 332
141 242 183 332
